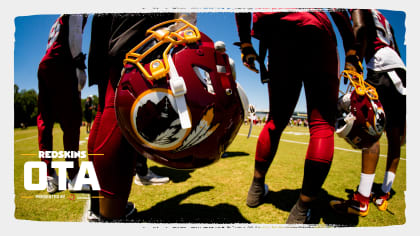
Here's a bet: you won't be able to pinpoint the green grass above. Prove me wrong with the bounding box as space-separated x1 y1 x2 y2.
14 125 90 222
13 124 406 226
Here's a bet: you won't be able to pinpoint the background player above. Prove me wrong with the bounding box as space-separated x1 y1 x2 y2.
37 14 90 194
330 9 406 217
235 10 360 223
84 95 94 134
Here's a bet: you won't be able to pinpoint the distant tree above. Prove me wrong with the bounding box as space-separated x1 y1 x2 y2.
14 84 38 128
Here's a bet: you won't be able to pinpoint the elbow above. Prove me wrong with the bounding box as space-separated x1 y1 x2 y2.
353 22 368 43
353 22 366 37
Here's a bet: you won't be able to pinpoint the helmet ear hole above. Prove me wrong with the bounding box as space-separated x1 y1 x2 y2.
361 105 369 118
193 66 215 94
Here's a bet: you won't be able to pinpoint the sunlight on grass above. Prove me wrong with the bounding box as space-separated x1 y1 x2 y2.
14 124 406 226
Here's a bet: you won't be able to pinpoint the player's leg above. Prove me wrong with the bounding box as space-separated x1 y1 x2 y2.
87 82 106 221
60 95 82 181
89 79 137 220
287 25 339 223
369 68 406 211
50 63 84 183
37 62 59 193
373 125 404 211
134 155 170 186
330 142 380 216
370 126 402 210
246 23 303 208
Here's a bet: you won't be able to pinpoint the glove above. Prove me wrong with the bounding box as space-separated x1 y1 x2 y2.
73 52 87 70
344 49 363 84
76 68 86 92
234 42 259 73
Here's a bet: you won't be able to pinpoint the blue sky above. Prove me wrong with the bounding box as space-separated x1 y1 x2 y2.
14 10 406 112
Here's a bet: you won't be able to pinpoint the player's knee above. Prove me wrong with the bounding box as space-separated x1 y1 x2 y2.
306 125 334 164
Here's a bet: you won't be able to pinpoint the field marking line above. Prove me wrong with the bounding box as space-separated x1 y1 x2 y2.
238 133 406 161
14 135 38 143
82 197 90 222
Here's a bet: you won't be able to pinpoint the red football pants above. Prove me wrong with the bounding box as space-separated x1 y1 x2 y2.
255 24 338 165
87 68 136 200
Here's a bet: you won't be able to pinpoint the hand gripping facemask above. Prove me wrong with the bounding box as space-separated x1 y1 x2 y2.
115 19 248 169
335 70 386 149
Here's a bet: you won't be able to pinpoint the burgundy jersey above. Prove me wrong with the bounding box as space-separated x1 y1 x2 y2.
251 11 335 40
41 14 87 63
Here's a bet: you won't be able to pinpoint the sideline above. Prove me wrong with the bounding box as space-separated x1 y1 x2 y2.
238 133 406 161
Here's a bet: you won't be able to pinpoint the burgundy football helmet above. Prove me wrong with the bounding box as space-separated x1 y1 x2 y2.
336 70 386 149
115 19 246 169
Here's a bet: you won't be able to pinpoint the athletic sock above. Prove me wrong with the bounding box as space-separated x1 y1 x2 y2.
301 159 331 197
381 171 396 194
358 173 375 198
90 190 100 215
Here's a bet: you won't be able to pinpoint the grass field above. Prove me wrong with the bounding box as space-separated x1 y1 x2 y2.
13 123 406 226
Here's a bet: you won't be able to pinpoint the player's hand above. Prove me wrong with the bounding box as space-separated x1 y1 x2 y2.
344 49 363 84
76 68 86 92
234 42 259 73
73 52 87 70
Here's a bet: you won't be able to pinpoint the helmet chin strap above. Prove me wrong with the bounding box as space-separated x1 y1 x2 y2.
167 55 191 129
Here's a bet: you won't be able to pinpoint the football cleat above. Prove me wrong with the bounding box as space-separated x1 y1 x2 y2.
68 174 91 193
46 172 59 194
87 202 137 223
246 183 268 208
134 169 170 186
373 191 390 211
115 19 247 169
336 70 386 149
330 192 370 217
286 204 312 224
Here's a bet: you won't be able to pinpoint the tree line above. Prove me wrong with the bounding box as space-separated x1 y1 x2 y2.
14 84 97 128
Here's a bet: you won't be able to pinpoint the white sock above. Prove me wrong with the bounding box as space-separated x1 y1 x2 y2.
357 173 375 197
358 173 375 198
381 171 396 193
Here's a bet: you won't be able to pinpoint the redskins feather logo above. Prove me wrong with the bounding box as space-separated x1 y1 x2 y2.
176 107 220 152
130 88 220 152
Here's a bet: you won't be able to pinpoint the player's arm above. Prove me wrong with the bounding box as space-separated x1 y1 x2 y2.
234 13 259 73
68 14 87 91
68 14 84 59
330 9 355 53
88 14 112 87
331 10 364 74
350 9 374 61
330 9 363 77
